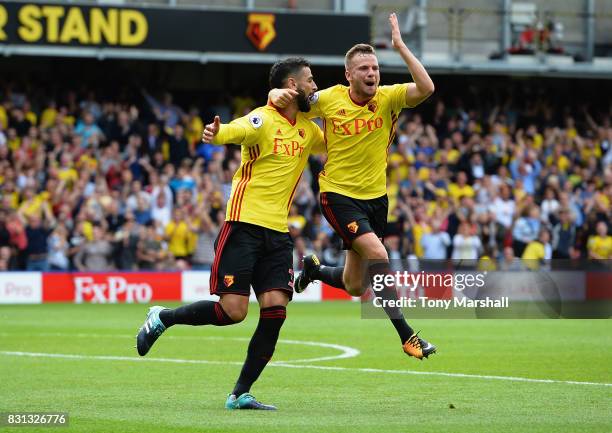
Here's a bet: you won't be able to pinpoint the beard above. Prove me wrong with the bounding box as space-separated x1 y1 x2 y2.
296 88 311 112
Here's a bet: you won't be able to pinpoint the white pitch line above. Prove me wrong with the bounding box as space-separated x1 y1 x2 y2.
272 362 612 387
1 350 610 388
0 332 360 364
1 351 244 366
269 339 361 363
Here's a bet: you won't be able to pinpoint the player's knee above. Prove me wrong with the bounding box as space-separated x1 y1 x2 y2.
367 244 388 260
342 267 367 296
344 278 367 296
225 306 247 323
354 235 388 260
345 285 366 296
219 298 248 323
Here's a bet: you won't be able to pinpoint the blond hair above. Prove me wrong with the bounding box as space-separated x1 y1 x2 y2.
344 44 376 69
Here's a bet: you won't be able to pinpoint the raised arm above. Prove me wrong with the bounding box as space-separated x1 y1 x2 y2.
389 13 435 107
202 115 247 145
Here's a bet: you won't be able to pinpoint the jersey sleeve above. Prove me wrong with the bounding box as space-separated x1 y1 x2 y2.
305 87 331 119
383 83 411 111
212 110 265 146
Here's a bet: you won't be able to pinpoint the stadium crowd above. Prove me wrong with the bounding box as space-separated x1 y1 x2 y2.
0 82 611 273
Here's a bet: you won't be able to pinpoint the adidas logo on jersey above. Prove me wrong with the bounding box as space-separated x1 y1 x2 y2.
276 128 282 136
336 109 346 116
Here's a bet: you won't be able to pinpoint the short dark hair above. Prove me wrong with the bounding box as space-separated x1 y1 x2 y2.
345 43 376 68
269 57 311 89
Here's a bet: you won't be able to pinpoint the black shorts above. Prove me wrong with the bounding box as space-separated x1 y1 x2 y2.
319 191 388 250
210 221 294 299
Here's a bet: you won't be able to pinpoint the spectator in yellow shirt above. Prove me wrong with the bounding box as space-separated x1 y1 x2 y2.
522 229 552 270
426 188 450 218
1 180 20 209
184 107 204 146
546 144 570 173
587 221 612 260
165 208 195 269
18 187 46 219
410 207 432 259
448 171 475 204
77 145 99 171
56 154 79 186
40 101 58 129
23 101 37 126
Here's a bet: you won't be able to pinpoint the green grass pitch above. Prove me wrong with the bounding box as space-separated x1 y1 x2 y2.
0 302 610 433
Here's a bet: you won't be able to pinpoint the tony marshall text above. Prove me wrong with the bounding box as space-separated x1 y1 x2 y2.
373 297 510 309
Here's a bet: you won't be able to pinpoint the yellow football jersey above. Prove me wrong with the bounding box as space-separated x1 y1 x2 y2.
521 241 546 270
307 84 409 199
213 104 324 232
588 235 612 259
165 220 192 257
448 183 475 202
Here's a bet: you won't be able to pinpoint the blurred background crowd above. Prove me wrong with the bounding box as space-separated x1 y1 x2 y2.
0 79 611 273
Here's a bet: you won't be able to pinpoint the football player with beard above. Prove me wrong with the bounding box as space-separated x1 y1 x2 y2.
136 57 325 410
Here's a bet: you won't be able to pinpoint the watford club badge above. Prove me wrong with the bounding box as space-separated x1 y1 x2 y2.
224 275 235 287
246 13 277 51
347 221 359 234
298 128 305 138
367 101 378 113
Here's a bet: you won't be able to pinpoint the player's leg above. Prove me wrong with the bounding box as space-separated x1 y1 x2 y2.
158 293 247 327
351 232 436 359
318 192 436 359
136 222 254 356
295 252 346 292
296 243 369 296
338 249 366 295
135 294 246 357
295 192 369 293
226 229 293 410
226 290 289 411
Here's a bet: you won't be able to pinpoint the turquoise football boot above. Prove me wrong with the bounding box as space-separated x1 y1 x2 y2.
225 393 277 411
136 306 167 356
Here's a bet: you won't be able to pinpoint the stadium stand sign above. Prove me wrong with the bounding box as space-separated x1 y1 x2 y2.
0 2 369 59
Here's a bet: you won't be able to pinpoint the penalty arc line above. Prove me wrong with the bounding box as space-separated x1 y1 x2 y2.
0 332 360 364
0 350 610 388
